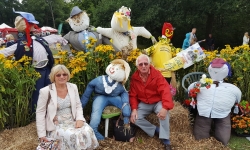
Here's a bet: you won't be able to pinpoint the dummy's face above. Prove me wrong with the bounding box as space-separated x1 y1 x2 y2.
111 6 131 32
67 12 90 32
137 56 150 74
106 63 125 82
54 70 68 85
208 65 228 81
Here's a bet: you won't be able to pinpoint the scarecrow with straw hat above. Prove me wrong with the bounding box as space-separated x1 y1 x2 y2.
0 9 68 112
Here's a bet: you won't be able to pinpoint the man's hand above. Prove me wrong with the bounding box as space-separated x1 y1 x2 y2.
157 108 168 120
150 36 157 44
75 120 84 128
130 109 138 123
40 137 49 142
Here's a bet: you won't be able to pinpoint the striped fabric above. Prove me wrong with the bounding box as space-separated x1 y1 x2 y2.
0 34 68 68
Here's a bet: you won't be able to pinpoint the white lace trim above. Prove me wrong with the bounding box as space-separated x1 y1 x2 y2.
102 75 118 94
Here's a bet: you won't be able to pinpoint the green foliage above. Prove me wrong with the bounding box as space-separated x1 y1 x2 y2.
0 55 40 130
2 0 250 49
228 134 250 150
90 0 134 27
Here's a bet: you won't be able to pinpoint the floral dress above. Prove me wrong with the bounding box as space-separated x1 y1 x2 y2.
47 94 99 150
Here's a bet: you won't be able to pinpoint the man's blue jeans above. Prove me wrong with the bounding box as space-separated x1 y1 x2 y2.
89 95 131 140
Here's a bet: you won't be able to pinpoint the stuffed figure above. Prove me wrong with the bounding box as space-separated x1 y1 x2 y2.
92 6 157 59
148 22 177 89
63 6 111 55
81 59 131 140
188 58 242 146
0 9 68 112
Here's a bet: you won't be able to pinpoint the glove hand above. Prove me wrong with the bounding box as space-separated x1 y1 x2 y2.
88 25 96 32
233 105 239 114
150 36 157 44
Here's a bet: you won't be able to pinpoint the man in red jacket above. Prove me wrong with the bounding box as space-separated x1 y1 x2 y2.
129 54 174 150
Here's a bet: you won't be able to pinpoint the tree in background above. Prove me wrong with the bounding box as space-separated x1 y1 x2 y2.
0 0 23 27
1 0 250 49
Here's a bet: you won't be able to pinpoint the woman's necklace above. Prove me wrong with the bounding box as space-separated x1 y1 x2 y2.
102 75 118 94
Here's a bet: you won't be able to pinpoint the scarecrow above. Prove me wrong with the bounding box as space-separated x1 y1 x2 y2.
63 6 112 55
148 22 177 89
92 6 157 59
81 59 131 140
0 9 68 112
188 58 242 145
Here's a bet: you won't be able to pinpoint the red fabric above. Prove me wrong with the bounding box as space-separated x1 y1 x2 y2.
129 66 174 110
24 19 32 47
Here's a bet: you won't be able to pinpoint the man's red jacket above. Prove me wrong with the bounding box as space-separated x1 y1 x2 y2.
129 66 174 110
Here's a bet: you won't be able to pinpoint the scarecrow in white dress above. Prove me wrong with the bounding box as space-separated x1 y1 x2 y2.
92 6 157 59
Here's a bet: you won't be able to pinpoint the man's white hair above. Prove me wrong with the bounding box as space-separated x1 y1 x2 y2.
136 54 150 66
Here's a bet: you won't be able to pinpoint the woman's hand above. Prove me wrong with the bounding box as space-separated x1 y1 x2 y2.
75 120 84 128
40 137 48 142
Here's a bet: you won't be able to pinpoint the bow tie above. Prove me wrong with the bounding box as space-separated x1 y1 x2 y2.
213 81 220 87
122 31 130 36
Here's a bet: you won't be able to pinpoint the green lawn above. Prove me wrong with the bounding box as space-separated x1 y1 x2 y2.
228 134 250 149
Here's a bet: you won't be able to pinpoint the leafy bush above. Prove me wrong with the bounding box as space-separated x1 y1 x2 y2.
0 54 40 130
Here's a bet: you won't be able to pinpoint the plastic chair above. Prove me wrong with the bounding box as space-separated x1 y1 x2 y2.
181 72 208 95
101 106 121 137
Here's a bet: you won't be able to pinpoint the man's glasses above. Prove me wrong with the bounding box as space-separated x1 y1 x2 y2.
138 62 149 67
55 73 68 77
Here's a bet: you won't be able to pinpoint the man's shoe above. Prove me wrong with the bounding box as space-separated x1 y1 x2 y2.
164 144 172 150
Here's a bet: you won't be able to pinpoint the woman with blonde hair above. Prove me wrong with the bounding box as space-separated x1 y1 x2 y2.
36 64 99 149
5 34 16 47
243 32 249 45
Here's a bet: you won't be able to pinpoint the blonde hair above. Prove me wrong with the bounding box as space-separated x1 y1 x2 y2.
5 34 15 41
136 54 150 66
49 64 71 83
14 16 26 32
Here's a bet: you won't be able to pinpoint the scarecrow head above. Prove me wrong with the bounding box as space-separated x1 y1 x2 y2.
105 59 131 85
13 9 40 47
208 58 232 81
111 6 132 32
162 22 174 39
66 6 90 32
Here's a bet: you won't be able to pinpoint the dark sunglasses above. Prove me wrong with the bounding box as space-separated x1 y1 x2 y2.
55 73 68 77
138 62 149 67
